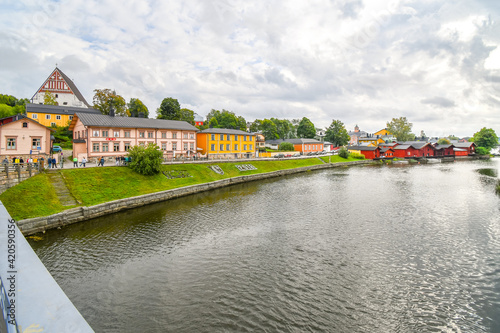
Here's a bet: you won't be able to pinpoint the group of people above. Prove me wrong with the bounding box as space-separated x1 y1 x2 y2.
73 157 88 167
47 157 60 168
5 157 41 168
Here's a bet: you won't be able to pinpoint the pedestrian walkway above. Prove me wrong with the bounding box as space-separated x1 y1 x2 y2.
46 170 79 206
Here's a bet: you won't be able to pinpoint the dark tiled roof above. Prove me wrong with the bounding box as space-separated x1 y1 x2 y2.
56 68 91 107
200 128 253 135
266 138 322 144
453 142 476 148
348 145 379 151
380 147 394 153
74 113 198 131
394 144 411 150
27 103 100 115
434 144 454 149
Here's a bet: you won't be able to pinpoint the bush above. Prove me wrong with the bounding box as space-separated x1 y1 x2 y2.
338 147 349 159
350 152 365 159
279 142 295 151
476 146 489 155
128 143 163 175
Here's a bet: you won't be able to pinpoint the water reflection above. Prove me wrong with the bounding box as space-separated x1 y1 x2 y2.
29 159 500 332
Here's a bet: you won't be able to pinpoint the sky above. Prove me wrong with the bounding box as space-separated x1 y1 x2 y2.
1 0 499 137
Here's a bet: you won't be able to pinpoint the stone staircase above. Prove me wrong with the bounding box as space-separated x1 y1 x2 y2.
46 170 79 206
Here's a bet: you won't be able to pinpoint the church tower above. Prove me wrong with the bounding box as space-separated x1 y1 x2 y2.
31 67 90 108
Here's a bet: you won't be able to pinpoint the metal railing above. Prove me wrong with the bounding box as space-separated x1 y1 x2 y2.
0 276 19 333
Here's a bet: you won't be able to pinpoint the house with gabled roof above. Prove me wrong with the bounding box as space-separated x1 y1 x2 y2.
393 142 436 158
453 142 476 156
26 103 100 128
31 67 90 108
347 145 380 159
265 138 324 154
69 112 198 161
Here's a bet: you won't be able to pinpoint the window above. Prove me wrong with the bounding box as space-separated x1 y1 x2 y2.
244 136 247 141
56 115 61 120
220 134 224 140
161 132 167 139
161 143 167 150
124 131 131 138
250 144 253 150
172 132 177 139
23 122 28 128
6 138 16 150
93 143 100 152
102 143 109 152
244 144 247 150
211 144 215 151
234 135 238 140
184 143 188 151
113 142 120 152
124 142 131 151
183 133 188 139
172 142 177 150
220 144 224 151
46 114 51 119
114 131 120 138
51 122 56 127
226 134 230 140
190 143 194 151
211 134 215 140
102 131 108 137
148 132 154 138
63 102 68 105
32 138 41 149
190 133 194 139
32 114 38 119
234 144 238 150
139 132 145 138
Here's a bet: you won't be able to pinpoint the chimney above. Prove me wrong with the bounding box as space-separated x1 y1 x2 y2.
109 106 115 117
138 112 145 118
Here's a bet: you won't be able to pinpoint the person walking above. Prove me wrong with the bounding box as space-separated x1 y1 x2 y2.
73 156 78 167
99 156 105 167
80 157 87 167
52 157 57 168
48 157 52 169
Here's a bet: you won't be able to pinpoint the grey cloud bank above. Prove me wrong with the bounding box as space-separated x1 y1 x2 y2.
0 0 499 137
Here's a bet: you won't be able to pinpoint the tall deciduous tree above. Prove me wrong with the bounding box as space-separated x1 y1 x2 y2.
325 119 350 147
93 89 127 116
128 98 149 118
437 138 451 145
296 117 316 138
157 97 181 120
180 108 195 125
43 90 58 105
260 119 279 140
249 119 262 132
386 117 415 142
205 109 246 130
472 127 498 152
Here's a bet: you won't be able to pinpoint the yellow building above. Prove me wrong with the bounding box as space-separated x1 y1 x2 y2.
374 128 391 136
358 136 385 146
26 103 100 127
197 128 256 159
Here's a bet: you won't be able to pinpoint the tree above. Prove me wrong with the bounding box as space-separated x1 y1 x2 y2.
260 119 278 140
249 119 262 132
279 142 294 151
271 118 295 139
338 146 349 158
205 109 246 130
437 138 451 145
448 135 459 140
0 94 28 114
128 143 163 175
296 117 316 138
386 117 415 142
325 119 350 147
128 98 149 118
157 97 181 120
472 127 499 152
43 90 58 105
208 117 219 128
180 108 195 125
93 89 127 116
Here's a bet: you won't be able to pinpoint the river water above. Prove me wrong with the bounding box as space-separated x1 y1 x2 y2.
29 159 500 332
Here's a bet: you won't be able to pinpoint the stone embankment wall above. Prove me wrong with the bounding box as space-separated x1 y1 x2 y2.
0 164 41 194
17 160 370 235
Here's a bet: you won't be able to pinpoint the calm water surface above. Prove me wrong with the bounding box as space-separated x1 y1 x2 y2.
29 159 500 332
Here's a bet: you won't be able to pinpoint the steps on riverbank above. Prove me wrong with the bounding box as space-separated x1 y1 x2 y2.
46 170 79 206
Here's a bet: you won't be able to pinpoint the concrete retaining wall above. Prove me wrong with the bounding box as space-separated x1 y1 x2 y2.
17 160 370 235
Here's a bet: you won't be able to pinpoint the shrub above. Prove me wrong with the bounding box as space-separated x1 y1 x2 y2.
350 152 365 159
279 142 295 151
476 146 489 155
128 143 163 175
338 147 349 159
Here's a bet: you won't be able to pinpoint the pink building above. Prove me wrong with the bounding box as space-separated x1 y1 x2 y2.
69 113 199 161
0 114 54 159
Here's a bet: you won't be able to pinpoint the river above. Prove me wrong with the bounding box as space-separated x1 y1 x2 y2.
29 159 500 332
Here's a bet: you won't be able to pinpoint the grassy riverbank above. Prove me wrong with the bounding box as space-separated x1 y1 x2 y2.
1 156 362 220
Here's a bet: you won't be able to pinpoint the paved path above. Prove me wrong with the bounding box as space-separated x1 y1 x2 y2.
45 170 79 206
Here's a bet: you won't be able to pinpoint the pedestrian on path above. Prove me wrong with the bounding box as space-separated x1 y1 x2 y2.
48 158 52 168
73 157 78 167
80 157 87 167
100 156 105 166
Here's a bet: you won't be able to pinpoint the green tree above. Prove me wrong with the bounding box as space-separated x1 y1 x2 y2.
205 109 246 130
325 119 350 147
180 108 195 124
437 138 451 145
128 98 149 118
208 117 219 128
296 117 316 138
249 119 262 132
472 127 499 152
271 118 295 139
279 142 294 151
261 119 279 140
157 97 181 120
338 146 349 159
386 117 415 141
0 95 28 114
43 90 58 105
128 143 163 175
93 89 127 116
448 135 459 140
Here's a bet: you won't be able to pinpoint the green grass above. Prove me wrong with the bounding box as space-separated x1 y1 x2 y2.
1 157 359 220
318 155 362 163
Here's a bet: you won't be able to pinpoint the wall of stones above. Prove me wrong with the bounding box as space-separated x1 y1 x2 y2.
17 160 370 235
0 165 40 194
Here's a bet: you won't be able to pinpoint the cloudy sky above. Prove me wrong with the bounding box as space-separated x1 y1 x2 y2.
1 0 499 137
